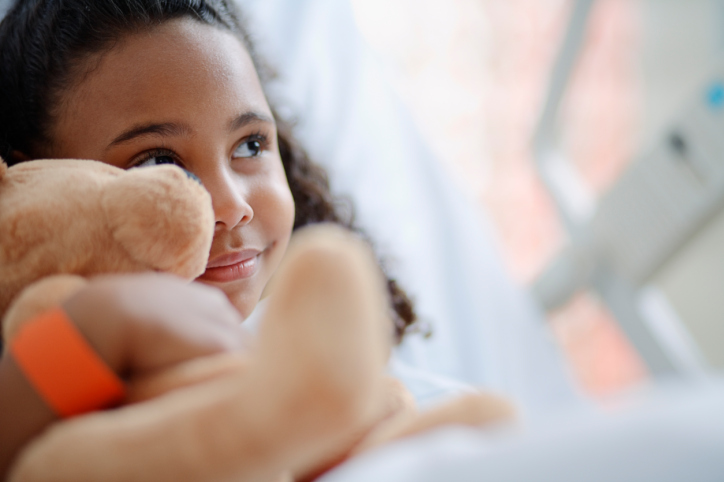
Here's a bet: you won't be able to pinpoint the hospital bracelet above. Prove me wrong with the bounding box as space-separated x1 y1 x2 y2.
10 306 126 417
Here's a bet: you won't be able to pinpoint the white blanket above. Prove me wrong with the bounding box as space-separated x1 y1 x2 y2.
320 378 724 481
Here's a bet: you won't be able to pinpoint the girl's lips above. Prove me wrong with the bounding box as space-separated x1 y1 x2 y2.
198 249 261 283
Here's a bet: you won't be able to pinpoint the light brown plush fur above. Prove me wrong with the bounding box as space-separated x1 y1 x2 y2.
0 158 515 482
0 159 214 336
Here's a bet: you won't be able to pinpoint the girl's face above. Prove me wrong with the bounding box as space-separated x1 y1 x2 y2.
46 19 295 319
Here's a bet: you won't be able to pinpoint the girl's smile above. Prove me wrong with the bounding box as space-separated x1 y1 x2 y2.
44 18 296 319
200 248 264 283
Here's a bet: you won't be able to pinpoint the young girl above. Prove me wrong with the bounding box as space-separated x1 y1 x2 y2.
0 0 420 477
0 1 516 479
0 0 416 337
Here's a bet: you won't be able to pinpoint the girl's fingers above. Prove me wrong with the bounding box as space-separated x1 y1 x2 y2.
63 274 248 376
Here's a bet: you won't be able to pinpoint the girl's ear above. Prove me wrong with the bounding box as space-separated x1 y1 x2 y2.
0 157 6 179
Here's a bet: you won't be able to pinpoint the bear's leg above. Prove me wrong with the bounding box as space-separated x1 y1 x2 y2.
8 225 391 482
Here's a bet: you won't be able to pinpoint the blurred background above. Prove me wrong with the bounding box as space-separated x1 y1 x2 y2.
351 0 724 397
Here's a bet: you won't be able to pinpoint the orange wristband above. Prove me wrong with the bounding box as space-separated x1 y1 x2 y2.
10 307 126 417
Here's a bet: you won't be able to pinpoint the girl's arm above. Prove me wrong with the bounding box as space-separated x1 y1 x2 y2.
0 274 246 479
0 349 55 479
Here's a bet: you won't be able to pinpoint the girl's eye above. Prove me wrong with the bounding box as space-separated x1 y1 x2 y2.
130 150 182 169
233 138 264 158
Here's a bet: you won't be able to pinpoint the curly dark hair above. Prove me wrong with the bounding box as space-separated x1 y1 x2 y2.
0 0 417 341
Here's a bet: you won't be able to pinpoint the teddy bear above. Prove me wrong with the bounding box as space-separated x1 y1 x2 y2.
0 158 514 482
0 157 215 337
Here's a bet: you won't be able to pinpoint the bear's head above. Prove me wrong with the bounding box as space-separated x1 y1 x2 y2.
0 158 214 331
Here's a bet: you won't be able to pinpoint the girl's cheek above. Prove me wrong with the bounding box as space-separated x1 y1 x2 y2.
272 170 296 234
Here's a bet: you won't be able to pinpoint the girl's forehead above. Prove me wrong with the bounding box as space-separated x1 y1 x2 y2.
50 18 271 157
95 19 258 96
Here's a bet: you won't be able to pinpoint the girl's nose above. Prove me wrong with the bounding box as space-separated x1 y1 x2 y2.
202 169 253 230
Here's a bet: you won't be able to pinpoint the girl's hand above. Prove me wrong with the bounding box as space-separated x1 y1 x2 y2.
0 273 245 478
62 273 248 378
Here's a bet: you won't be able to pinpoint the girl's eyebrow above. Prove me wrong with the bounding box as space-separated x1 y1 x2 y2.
107 122 191 149
229 111 275 131
106 112 274 151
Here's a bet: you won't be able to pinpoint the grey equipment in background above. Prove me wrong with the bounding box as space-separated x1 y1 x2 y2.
532 0 724 378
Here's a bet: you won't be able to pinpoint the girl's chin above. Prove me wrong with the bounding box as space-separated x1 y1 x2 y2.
228 290 263 321
195 278 264 321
